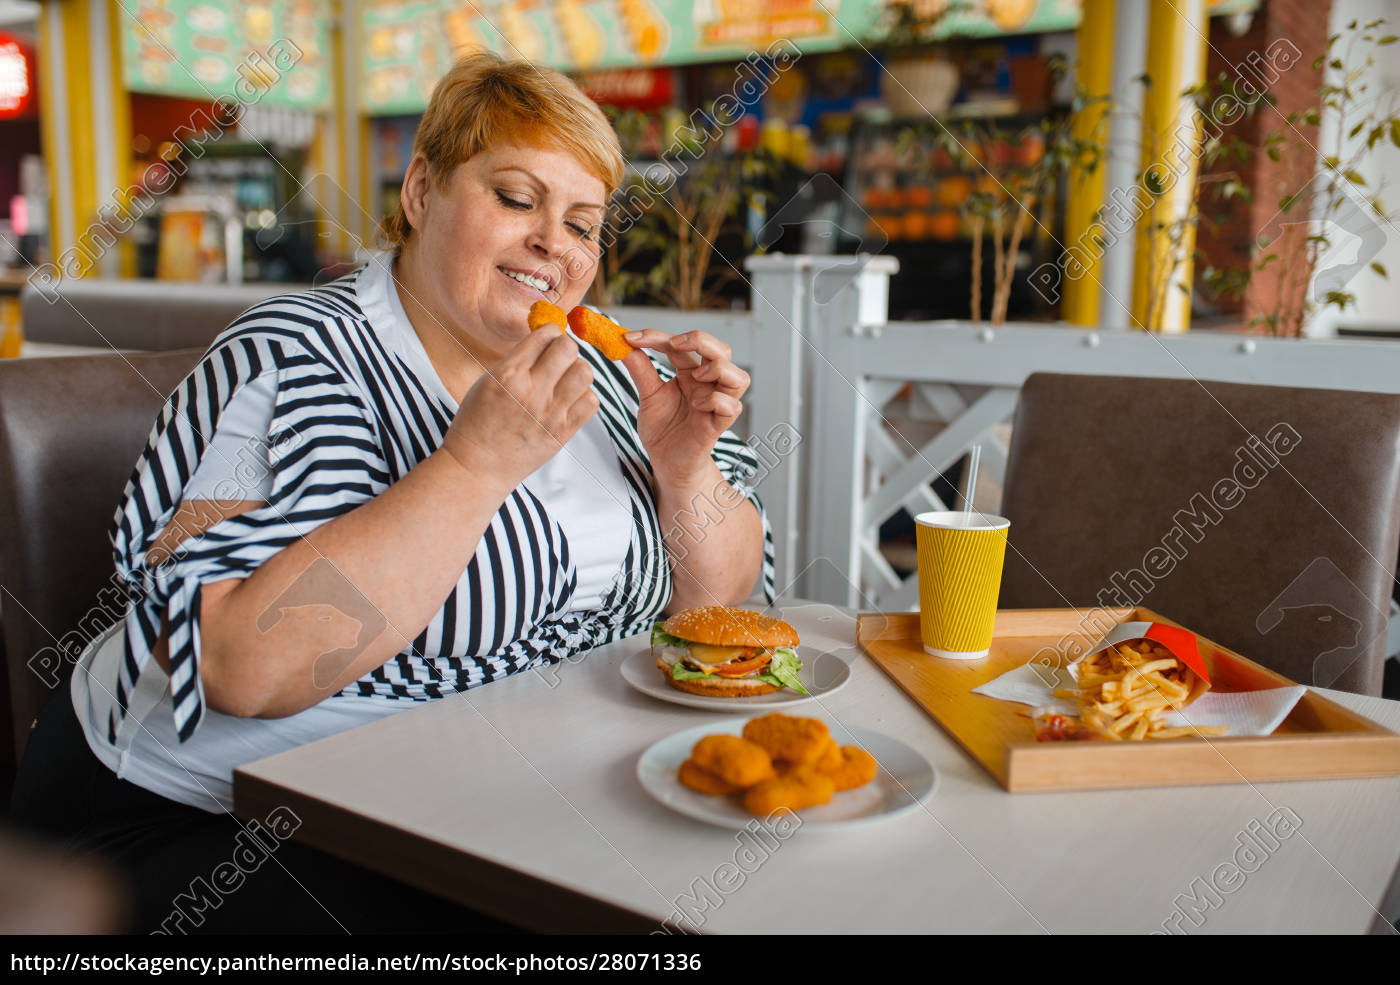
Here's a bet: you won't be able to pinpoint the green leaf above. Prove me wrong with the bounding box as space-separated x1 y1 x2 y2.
1390 120 1400 148
766 648 808 695
1345 169 1367 185
1371 262 1388 279
1380 35 1399 44
652 622 689 649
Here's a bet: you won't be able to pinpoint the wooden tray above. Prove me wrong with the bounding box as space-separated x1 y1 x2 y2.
859 607 1400 792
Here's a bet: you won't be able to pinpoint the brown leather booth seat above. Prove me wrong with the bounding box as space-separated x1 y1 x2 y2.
20 278 297 351
999 372 1400 695
0 350 203 761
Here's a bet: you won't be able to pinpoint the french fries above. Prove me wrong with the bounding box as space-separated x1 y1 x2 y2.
1053 641 1227 741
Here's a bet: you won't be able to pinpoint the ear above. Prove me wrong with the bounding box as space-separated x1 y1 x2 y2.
399 153 431 233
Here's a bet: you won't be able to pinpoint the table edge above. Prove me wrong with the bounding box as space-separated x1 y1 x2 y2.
233 769 671 935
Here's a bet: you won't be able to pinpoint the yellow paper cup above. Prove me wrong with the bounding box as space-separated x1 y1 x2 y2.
915 511 1010 659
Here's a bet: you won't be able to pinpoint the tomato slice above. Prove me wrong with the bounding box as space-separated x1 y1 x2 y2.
711 651 772 678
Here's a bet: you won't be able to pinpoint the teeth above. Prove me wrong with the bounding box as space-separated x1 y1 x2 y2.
503 269 550 291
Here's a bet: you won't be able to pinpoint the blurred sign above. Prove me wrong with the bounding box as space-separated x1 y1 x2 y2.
360 0 1261 115
362 0 886 114
121 1 331 111
577 67 673 109
0 32 36 120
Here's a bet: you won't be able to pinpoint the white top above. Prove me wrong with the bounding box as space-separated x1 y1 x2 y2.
74 255 646 813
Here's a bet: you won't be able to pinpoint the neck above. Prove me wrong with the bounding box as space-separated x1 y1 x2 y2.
391 250 492 401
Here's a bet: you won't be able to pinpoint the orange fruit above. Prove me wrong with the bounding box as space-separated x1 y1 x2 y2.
902 211 929 240
905 185 933 209
929 211 960 240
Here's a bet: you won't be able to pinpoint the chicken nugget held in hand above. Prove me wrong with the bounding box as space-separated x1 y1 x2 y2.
567 306 633 361
528 300 567 334
678 759 742 796
743 768 835 817
690 735 775 788
821 746 879 792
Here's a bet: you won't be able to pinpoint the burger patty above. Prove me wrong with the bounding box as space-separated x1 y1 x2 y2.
654 644 774 679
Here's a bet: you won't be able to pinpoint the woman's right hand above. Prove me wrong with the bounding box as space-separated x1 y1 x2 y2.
440 329 599 489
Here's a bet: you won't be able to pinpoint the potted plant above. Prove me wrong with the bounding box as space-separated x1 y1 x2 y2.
896 55 1108 325
1191 18 1400 337
878 0 965 118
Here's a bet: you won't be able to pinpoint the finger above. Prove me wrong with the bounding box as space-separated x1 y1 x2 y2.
564 389 600 432
621 348 666 400
553 358 594 407
624 329 704 370
667 331 733 364
531 332 583 384
510 324 562 363
621 329 673 350
663 347 703 372
691 390 743 420
692 360 750 393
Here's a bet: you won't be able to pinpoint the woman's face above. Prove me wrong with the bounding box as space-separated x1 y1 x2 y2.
399 142 607 361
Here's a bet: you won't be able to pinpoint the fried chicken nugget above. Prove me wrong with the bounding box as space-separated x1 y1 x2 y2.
689 735 775 788
528 300 567 334
776 736 841 775
743 768 835 817
678 759 742 796
742 713 830 766
567 306 633 360
821 745 879 792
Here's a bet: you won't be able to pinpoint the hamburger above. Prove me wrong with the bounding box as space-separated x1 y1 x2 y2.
652 606 807 697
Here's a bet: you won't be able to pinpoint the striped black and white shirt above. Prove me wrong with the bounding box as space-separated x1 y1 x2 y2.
71 253 774 812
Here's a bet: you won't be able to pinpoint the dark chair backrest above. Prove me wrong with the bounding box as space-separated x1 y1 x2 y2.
999 372 1400 695
0 350 203 761
20 279 294 351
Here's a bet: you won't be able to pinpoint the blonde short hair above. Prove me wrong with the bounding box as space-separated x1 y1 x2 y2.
379 53 624 253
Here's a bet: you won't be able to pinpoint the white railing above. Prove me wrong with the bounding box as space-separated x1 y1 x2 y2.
605 254 1400 613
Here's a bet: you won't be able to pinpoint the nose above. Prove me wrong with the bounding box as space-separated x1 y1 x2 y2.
526 211 568 263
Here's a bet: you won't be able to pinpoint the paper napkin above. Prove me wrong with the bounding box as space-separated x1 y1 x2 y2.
971 620 1307 737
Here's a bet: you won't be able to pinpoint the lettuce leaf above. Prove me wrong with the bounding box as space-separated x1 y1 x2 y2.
766 647 809 695
668 647 809 695
652 622 689 649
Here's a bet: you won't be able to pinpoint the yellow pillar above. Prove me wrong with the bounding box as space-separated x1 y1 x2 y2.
38 0 132 280
1061 0 1113 327
1131 0 1209 333
312 0 373 256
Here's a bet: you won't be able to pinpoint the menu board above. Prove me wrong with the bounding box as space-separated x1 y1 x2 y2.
362 0 887 114
360 0 1259 115
122 0 331 111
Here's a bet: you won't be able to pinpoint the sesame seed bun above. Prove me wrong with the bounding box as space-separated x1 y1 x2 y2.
661 606 800 648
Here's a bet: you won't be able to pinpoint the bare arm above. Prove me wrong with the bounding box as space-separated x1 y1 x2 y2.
655 461 764 612
182 329 597 719
195 448 514 717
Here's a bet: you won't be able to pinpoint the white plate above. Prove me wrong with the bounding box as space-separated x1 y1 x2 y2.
636 717 937 832
620 645 851 711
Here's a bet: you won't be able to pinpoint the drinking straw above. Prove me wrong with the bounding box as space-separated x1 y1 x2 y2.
963 444 981 516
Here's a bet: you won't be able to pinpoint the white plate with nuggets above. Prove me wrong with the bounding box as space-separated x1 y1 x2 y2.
620 646 851 711
635 716 937 832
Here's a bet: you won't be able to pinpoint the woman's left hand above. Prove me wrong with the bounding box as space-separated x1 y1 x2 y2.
621 329 751 487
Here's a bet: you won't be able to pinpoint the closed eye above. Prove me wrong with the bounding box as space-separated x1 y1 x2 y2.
497 190 596 242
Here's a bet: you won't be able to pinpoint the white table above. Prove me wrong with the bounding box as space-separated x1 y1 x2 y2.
234 600 1400 934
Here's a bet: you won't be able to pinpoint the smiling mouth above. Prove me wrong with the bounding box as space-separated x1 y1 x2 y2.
498 266 555 294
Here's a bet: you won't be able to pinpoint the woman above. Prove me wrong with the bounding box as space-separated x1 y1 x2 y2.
10 53 771 933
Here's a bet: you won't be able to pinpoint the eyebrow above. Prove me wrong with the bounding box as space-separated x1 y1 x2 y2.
491 166 605 212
